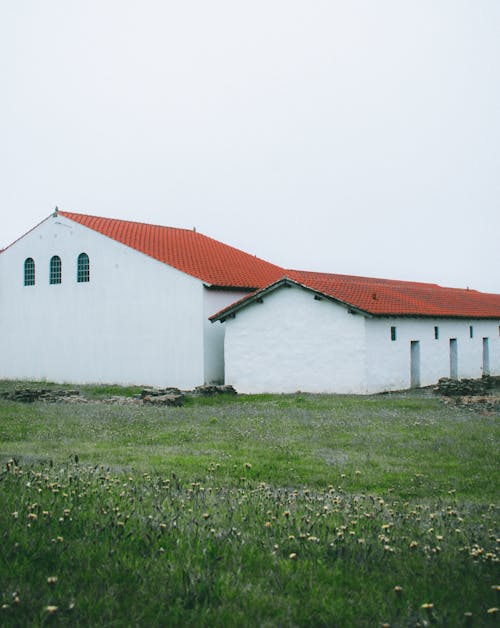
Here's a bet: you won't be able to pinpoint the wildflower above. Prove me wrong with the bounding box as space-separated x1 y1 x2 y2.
244 463 252 469
393 586 403 594
409 541 419 549
487 608 499 614
202 513 210 519
45 606 58 614
289 553 298 560
421 603 434 610
264 521 272 528
47 576 58 585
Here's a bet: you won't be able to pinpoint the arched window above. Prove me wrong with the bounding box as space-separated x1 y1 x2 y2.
49 255 62 284
77 253 90 283
24 258 35 286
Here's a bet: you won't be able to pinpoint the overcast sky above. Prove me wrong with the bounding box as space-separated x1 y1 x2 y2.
1 1 499 292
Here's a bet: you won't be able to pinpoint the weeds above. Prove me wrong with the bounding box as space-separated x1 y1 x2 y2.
0 386 498 625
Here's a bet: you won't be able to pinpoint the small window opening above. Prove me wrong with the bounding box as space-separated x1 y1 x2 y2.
469 325 474 339
24 258 35 286
49 255 62 284
77 253 90 283
391 326 397 341
434 326 439 340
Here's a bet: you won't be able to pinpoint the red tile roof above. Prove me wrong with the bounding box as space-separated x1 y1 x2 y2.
56 211 500 318
212 273 500 320
58 211 285 289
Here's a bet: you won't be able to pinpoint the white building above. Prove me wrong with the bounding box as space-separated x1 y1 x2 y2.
1 210 500 393
0 210 283 389
211 276 500 394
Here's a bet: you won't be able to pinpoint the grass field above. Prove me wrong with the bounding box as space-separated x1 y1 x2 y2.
0 382 499 626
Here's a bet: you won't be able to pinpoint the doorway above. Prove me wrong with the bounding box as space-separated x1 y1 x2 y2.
483 338 490 375
410 341 420 388
449 339 458 379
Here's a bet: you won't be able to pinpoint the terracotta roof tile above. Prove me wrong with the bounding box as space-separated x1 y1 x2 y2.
59 211 285 289
56 211 500 318
288 270 500 318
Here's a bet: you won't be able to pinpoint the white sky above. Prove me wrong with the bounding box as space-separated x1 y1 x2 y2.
1 1 499 292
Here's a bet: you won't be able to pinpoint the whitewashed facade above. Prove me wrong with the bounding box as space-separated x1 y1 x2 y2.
0 214 246 388
218 282 500 394
2 212 499 394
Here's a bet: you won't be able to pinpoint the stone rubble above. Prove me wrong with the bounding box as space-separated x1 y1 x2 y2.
0 389 82 403
435 375 500 413
0 383 238 407
434 376 499 397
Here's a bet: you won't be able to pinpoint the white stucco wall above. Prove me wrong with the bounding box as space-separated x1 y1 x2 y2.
365 317 500 393
203 288 250 384
222 285 367 393
221 284 500 394
0 214 207 388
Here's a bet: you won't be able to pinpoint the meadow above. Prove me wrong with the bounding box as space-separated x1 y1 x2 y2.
0 382 498 626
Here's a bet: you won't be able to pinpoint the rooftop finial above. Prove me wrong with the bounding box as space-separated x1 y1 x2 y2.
54 206 59 216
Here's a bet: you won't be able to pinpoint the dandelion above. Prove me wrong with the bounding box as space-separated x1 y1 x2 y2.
264 521 272 528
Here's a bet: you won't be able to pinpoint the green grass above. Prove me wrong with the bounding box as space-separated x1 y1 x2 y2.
0 383 499 626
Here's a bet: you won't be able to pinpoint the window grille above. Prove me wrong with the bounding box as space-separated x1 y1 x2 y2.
24 258 35 286
50 256 62 284
77 253 90 283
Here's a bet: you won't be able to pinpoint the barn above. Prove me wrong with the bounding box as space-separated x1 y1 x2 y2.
1 209 499 392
